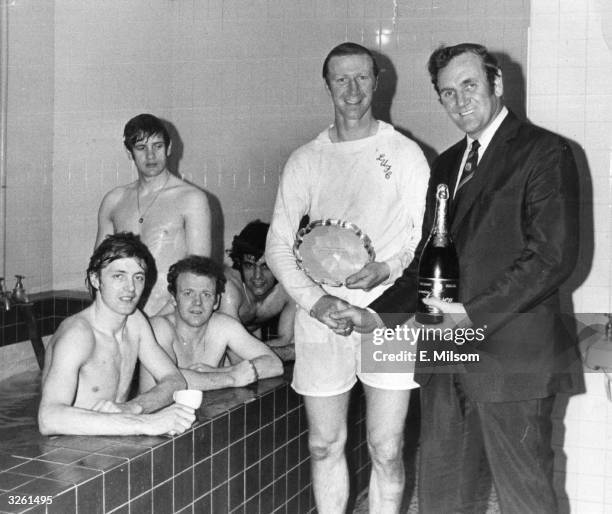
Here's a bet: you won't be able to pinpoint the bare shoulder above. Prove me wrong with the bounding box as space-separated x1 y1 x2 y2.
49 310 96 358
220 268 245 308
99 181 135 207
171 177 208 202
209 311 246 333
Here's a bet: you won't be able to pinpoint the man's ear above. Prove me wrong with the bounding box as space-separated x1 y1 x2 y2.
125 148 134 161
213 294 221 312
166 141 172 157
89 272 100 290
494 70 503 97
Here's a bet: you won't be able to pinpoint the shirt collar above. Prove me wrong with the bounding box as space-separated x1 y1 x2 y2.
466 106 508 153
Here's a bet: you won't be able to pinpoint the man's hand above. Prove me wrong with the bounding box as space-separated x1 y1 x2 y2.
330 306 381 334
345 261 390 291
145 403 196 436
422 298 471 327
310 295 352 333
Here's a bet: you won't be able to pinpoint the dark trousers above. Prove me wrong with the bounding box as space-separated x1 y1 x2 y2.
418 374 557 514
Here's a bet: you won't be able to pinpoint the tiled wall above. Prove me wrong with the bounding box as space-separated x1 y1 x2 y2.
3 0 531 292
528 0 612 315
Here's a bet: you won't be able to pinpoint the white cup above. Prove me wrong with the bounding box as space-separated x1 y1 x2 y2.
173 389 203 409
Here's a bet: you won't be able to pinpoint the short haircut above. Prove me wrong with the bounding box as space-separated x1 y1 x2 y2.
322 42 379 85
427 43 500 96
86 232 155 299
228 220 269 270
167 255 226 297
123 113 171 153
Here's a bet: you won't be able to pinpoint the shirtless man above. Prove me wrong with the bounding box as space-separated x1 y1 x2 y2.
38 233 195 436
96 113 211 317
139 255 283 392
219 220 295 361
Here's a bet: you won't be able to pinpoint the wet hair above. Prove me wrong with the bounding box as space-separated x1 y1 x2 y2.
86 232 156 299
228 220 269 270
123 113 171 153
322 42 379 85
167 255 226 297
427 43 501 96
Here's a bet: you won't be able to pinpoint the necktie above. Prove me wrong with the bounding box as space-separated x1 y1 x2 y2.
455 140 480 196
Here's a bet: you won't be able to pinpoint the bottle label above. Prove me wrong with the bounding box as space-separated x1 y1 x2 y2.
417 278 458 315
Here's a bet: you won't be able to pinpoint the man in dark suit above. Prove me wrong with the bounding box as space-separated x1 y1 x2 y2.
333 43 583 513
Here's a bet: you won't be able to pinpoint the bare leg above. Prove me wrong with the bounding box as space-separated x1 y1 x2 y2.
364 385 411 514
303 392 351 514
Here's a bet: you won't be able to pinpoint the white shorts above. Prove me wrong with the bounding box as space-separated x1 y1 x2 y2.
291 309 419 397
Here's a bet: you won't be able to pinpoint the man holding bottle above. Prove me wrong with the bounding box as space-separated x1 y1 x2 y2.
338 43 583 513
266 42 429 513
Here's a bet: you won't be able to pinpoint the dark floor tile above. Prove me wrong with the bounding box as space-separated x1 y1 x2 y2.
76 475 103 514
13 476 74 498
46 488 76 514
245 432 260 468
174 432 194 474
103 463 128 512
274 387 287 419
286 494 299 514
129 451 152 499
286 438 299 470
75 452 125 472
273 476 286 510
153 441 174 485
0 454 29 473
230 406 245 441
274 416 287 447
193 457 211 499
212 414 229 453
44 464 101 485
193 492 211 514
10 460 65 479
273 447 287 481
173 468 193 512
287 409 300 441
286 467 299 500
194 422 212 463
260 424 274 458
260 392 274 426
245 399 260 435
129 491 152 514
0 472 33 491
259 483 273 514
38 448 90 465
260 454 273 490
228 472 244 511
244 494 258 514
244 463 260 501
211 449 228 489
212 483 228 514
152 479 173 514
229 440 244 478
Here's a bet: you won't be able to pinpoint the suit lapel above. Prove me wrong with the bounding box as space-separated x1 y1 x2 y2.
451 113 521 233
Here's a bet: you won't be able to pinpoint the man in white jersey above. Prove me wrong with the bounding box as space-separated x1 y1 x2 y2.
266 43 429 513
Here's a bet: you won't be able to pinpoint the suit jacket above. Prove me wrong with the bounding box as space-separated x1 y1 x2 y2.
370 111 584 402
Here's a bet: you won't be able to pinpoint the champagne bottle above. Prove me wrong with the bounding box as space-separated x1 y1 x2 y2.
416 183 459 324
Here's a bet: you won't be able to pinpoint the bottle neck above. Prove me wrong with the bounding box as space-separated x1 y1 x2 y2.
431 194 450 244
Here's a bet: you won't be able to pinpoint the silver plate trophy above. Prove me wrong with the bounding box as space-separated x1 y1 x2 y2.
293 219 376 286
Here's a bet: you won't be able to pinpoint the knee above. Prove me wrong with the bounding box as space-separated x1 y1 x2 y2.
367 432 403 467
308 429 347 462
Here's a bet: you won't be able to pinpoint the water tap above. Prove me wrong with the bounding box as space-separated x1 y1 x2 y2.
12 275 29 304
